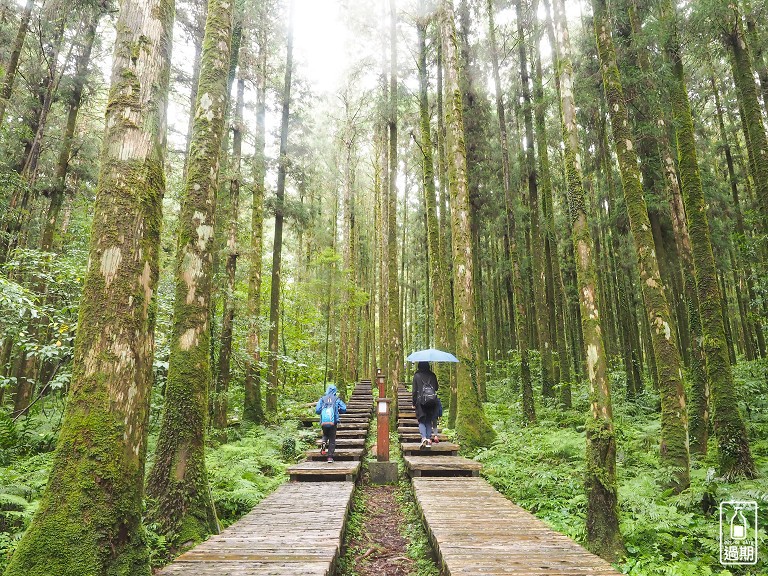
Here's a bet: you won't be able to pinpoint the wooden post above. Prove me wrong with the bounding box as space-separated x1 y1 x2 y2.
376 367 386 398
377 397 391 461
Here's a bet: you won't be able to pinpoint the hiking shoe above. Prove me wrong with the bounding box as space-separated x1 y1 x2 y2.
320 441 327 456
419 438 428 449
327 457 334 463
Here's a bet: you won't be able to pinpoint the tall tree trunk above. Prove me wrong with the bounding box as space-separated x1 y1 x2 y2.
244 4 269 424
486 0 534 422
4 0 172 571
662 0 756 478
709 72 765 359
387 0 403 405
592 0 690 492
0 0 33 126
530 3 559 400
213 49 244 433
417 3 451 411
266 0 294 415
723 6 768 236
146 0 234 548
40 8 100 251
552 0 624 560
440 0 495 448
434 22 458 422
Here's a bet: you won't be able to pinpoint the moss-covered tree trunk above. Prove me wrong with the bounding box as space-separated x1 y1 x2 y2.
0 0 33 126
387 0 403 405
417 4 452 410
531 6 563 402
487 0 534 422
723 6 768 236
591 0 689 492
516 0 554 401
434 26 458 423
40 7 100 252
244 5 269 424
266 0 294 415
662 0 756 478
440 0 495 448
552 0 623 560
213 58 244 434
4 0 172 572
709 72 765 359
19 5 67 185
146 0 234 549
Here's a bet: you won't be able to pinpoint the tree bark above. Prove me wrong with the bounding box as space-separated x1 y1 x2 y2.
553 0 624 560
146 0 234 548
662 0 755 478
417 3 452 411
723 6 768 236
266 0 294 415
0 0 33 126
387 0 403 405
592 0 690 491
244 3 269 424
440 0 495 448
4 0 172 572
213 48 244 433
487 0 534 422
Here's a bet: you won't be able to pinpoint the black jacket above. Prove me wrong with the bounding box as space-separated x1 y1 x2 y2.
412 369 439 422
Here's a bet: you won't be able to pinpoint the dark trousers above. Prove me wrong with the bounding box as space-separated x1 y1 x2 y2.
322 424 337 457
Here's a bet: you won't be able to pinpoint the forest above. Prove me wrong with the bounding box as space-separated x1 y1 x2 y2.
0 0 766 573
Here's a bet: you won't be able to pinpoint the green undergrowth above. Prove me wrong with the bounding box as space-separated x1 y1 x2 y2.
459 357 768 576
0 406 314 572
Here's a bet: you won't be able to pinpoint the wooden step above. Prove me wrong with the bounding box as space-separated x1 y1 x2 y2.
288 460 361 482
306 448 364 461
403 455 481 478
335 429 367 439
400 432 448 443
337 421 369 430
305 416 370 425
316 437 364 448
398 425 441 435
401 442 459 456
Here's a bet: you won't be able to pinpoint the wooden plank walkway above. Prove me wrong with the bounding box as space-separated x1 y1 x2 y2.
413 477 621 575
159 381 372 574
158 481 354 575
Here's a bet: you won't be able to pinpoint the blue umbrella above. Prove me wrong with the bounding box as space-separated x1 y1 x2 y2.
406 348 459 363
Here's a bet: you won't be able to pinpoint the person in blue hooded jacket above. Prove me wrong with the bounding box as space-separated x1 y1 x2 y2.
315 384 346 462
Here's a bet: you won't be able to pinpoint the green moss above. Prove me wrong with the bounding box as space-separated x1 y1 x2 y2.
145 0 233 550
592 0 689 492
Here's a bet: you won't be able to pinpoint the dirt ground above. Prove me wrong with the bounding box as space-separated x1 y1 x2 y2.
342 479 415 576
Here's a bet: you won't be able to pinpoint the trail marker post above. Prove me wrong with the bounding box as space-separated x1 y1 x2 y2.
370 368 397 483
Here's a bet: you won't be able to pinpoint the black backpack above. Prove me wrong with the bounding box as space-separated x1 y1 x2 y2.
419 378 437 408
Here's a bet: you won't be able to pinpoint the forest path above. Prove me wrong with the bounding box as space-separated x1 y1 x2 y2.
398 385 622 575
156 382 373 575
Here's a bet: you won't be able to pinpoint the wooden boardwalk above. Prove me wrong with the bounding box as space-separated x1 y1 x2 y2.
158 481 354 575
158 381 372 575
398 384 621 575
412 477 621 575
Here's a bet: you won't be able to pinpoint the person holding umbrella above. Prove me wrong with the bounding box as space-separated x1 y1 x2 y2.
412 361 440 448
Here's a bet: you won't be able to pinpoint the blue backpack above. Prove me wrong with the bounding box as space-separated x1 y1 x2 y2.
320 394 336 427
